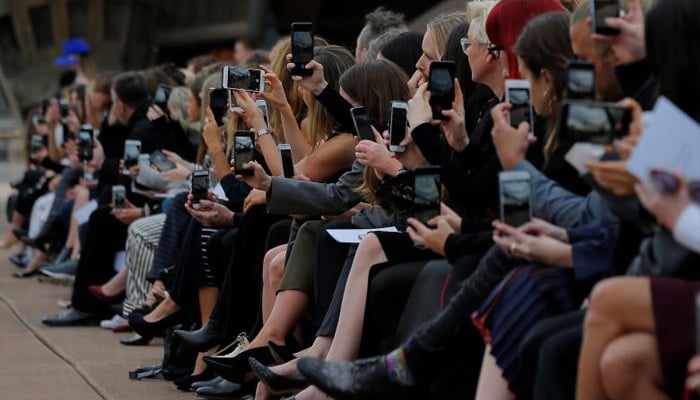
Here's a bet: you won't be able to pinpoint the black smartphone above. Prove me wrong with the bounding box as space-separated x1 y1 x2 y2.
351 107 375 142
59 99 70 119
291 22 314 77
233 131 256 176
77 126 93 162
499 171 532 228
123 139 142 170
279 144 294 178
209 88 228 126
389 101 408 153
190 170 210 209
591 0 621 35
30 134 44 155
153 84 172 111
221 66 265 92
560 100 631 144
412 166 442 225
566 60 596 100
505 79 534 136
428 61 456 120
112 185 126 209
150 149 177 172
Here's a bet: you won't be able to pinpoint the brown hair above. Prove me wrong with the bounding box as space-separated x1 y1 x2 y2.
513 12 573 158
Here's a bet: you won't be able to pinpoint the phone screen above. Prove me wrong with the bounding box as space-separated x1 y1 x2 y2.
352 108 374 141
390 106 407 149
30 134 44 154
413 172 441 225
565 102 629 144
190 173 209 206
258 101 270 128
150 150 176 172
78 130 93 161
594 0 620 34
234 133 255 175
59 99 70 119
567 67 595 99
292 26 314 67
124 141 141 168
500 178 531 227
154 85 171 109
428 64 455 119
112 186 126 208
226 67 262 92
280 148 294 178
508 88 532 130
209 88 228 126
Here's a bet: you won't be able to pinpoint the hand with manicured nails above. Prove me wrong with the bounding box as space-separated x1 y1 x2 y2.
490 102 536 171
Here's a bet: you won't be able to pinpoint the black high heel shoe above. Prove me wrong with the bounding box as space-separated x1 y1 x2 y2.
267 341 298 364
173 368 215 391
249 357 307 395
174 319 224 352
128 311 182 338
204 345 277 384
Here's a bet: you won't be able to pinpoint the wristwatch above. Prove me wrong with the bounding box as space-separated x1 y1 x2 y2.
255 128 272 138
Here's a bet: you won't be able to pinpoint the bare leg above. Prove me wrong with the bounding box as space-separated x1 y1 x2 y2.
99 267 127 297
23 251 49 274
65 187 89 253
0 211 25 249
261 245 287 321
143 294 180 322
601 333 668 400
324 233 387 361
577 277 655 400
269 337 332 377
475 347 514 400
248 289 309 349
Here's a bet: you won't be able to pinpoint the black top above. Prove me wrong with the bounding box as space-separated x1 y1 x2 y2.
615 59 656 111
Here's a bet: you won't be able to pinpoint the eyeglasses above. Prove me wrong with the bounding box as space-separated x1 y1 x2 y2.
650 169 700 203
460 38 502 59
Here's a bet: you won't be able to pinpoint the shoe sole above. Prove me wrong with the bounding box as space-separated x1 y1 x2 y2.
38 273 75 287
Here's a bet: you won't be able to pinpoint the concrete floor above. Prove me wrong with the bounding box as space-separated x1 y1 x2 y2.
0 138 193 399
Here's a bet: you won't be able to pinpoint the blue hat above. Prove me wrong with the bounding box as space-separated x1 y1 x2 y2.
54 38 91 65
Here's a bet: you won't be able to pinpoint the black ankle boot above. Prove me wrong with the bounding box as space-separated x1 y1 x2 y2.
174 319 224 352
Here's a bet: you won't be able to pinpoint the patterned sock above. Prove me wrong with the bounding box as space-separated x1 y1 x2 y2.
384 348 415 386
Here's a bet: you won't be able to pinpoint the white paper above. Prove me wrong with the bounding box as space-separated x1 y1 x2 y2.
627 97 700 182
212 183 229 201
326 227 400 243
74 199 98 225
564 142 606 175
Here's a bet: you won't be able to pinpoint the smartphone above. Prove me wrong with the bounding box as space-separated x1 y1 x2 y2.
153 84 172 111
209 88 228 126
499 171 532 228
560 100 631 144
566 61 596 100
591 0 621 35
351 106 375 142
291 22 314 77
150 149 177 172
41 99 50 116
412 166 442 225
221 65 265 93
389 101 408 153
77 125 93 162
30 134 44 155
279 143 294 178
233 131 256 176
112 185 126 209
59 99 70 119
190 170 210 209
505 79 534 137
428 61 456 120
257 99 270 128
123 139 142 171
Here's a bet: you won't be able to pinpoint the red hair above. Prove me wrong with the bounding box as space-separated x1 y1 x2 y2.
486 0 567 79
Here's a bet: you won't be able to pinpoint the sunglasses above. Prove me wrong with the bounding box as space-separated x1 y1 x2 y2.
650 169 700 203
459 38 502 59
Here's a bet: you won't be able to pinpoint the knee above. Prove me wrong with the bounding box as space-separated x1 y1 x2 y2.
269 254 285 287
600 338 646 400
357 233 385 265
585 278 627 329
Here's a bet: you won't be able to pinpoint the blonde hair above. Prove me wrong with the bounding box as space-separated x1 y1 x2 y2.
426 11 467 60
466 1 498 21
167 86 201 136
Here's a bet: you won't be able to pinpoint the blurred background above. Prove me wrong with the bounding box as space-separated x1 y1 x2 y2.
0 0 464 146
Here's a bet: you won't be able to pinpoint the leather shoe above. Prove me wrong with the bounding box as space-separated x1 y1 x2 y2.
249 357 307 395
42 308 100 327
267 341 297 364
128 311 182 338
204 345 276 384
173 368 215 391
297 356 409 399
174 319 224 352
195 378 255 398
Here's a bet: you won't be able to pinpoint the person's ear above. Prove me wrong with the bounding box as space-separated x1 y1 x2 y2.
540 68 553 89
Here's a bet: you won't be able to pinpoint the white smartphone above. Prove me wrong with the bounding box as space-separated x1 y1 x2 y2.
221 65 265 93
278 143 294 178
389 101 408 153
123 139 142 174
112 185 126 209
228 90 243 113
498 171 532 228
505 79 534 137
257 99 270 128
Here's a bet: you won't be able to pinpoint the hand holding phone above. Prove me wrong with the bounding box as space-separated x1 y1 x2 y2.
499 171 532 228
112 185 127 209
209 88 229 126
566 61 596 100
222 66 265 93
428 61 456 120
351 107 375 142
389 101 408 152
123 140 142 173
560 100 631 144
153 84 172 111
412 166 442 225
77 125 94 162
279 144 294 178
190 170 210 209
150 150 177 172
505 80 534 137
591 0 621 35
291 22 314 77
233 131 256 176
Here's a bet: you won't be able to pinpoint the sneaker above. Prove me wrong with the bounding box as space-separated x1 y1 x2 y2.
39 259 78 285
100 314 128 330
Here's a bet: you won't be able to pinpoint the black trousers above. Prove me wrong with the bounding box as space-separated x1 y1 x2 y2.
402 245 519 382
147 191 190 282
71 206 127 315
520 310 584 400
166 217 204 324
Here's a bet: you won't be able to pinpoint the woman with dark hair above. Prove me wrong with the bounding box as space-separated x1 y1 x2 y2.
375 31 424 77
